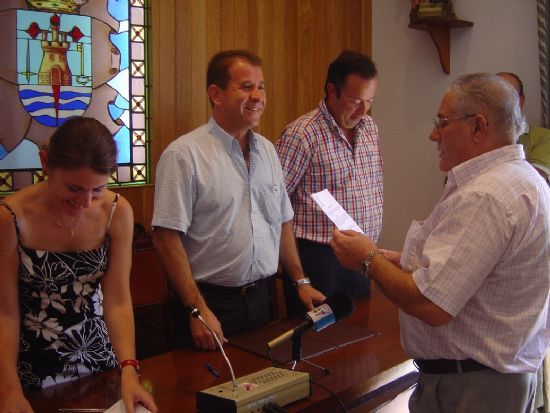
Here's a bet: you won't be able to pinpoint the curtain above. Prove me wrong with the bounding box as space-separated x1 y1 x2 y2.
538 0 549 127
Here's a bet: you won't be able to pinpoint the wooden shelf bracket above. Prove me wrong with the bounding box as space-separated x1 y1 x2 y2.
409 19 473 74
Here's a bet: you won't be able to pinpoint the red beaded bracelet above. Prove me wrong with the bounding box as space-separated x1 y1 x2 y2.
119 359 140 372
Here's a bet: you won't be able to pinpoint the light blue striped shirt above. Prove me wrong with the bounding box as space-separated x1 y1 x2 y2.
152 117 293 286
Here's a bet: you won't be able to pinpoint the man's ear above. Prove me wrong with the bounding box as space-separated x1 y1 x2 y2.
472 114 489 143
207 84 221 107
39 149 48 174
519 94 526 110
326 82 336 98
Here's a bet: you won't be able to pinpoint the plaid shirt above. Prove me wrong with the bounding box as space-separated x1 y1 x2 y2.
276 99 383 244
399 145 550 372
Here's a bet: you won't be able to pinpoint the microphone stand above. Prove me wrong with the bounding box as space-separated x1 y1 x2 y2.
189 306 238 390
290 332 330 374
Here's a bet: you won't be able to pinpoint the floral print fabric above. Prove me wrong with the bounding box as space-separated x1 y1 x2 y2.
17 244 117 389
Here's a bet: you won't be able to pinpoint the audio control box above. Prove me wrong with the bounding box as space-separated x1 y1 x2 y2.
196 367 310 413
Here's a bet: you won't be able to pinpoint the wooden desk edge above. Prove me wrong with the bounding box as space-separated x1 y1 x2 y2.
296 359 418 412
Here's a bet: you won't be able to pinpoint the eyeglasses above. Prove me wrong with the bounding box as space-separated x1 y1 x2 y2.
342 93 375 106
432 114 475 129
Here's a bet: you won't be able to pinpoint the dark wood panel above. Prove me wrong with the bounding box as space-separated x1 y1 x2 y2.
126 0 372 230
130 245 167 307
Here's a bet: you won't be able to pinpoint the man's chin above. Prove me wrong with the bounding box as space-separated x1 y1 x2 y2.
344 119 361 129
246 117 262 128
439 162 451 173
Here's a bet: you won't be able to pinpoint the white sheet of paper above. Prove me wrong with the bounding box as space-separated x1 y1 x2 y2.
104 400 151 413
310 189 364 234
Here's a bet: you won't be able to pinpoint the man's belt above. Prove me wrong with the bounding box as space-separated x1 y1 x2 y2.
414 358 490 374
198 278 265 296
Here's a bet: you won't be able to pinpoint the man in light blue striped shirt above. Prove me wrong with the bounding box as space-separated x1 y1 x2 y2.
152 50 325 351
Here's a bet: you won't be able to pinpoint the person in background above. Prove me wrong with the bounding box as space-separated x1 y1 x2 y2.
276 50 382 314
152 50 325 352
497 72 550 183
331 73 549 412
498 71 550 412
0 117 157 413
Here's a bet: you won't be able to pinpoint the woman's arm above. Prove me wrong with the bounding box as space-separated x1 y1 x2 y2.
0 206 34 413
100 194 157 413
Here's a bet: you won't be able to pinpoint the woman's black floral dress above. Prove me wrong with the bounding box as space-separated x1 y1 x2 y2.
1 201 118 390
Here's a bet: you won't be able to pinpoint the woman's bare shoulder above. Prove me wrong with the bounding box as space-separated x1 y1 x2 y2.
0 199 19 247
103 190 133 228
0 184 42 215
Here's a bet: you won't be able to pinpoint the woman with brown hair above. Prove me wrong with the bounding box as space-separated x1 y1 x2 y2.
0 117 157 413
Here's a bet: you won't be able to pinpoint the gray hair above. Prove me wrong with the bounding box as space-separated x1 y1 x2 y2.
448 73 523 144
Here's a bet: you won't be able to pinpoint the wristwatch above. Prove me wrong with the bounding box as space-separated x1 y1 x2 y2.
292 277 311 288
360 249 382 276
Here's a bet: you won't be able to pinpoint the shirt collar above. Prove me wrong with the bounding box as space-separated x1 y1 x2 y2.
208 117 258 154
447 144 525 188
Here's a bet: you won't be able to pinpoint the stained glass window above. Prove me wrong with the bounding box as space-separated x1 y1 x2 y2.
0 0 150 194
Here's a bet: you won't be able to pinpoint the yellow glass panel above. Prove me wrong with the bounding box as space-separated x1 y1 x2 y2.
0 172 13 192
131 26 145 42
132 165 146 181
131 61 145 77
132 96 145 112
132 130 147 145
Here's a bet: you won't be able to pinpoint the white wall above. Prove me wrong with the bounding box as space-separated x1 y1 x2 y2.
373 0 541 250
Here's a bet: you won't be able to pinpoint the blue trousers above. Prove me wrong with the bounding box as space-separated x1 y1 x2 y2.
283 238 370 315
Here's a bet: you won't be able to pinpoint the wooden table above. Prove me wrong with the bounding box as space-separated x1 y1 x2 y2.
26 286 417 412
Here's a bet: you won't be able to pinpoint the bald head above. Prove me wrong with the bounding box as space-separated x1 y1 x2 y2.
497 72 525 110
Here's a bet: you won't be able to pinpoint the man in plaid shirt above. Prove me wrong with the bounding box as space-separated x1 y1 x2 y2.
276 50 383 314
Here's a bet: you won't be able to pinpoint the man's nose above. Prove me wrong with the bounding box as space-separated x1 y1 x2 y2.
359 101 370 116
429 126 440 142
249 86 265 101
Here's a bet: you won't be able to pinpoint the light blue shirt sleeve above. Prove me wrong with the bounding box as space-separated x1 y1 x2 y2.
152 145 194 233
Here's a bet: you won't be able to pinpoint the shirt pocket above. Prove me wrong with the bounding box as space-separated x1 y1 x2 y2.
256 185 282 225
401 220 424 271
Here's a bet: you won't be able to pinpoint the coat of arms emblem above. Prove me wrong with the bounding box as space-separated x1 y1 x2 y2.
17 8 92 127
0 0 147 193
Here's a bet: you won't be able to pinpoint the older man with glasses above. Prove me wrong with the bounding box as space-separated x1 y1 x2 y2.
331 73 550 413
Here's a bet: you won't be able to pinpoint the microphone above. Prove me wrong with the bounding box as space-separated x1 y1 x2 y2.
267 291 355 349
187 304 238 389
